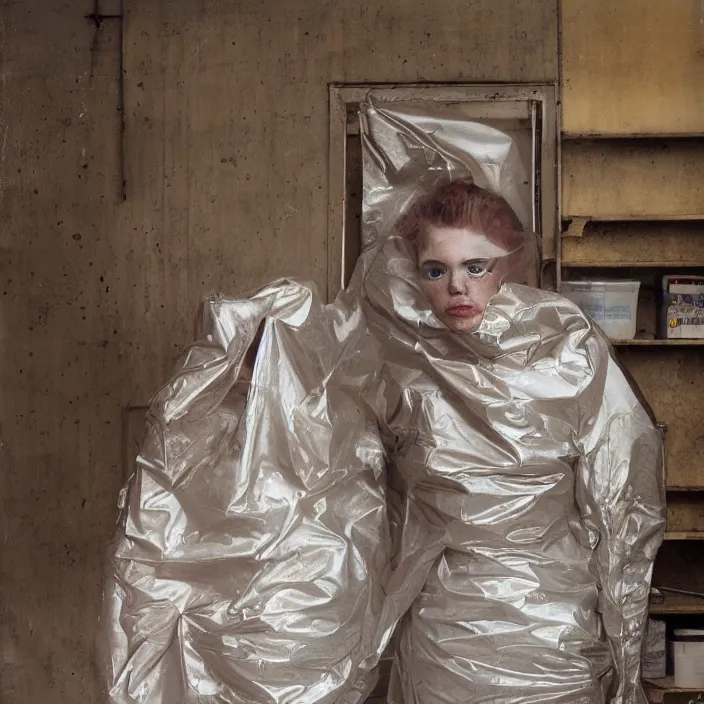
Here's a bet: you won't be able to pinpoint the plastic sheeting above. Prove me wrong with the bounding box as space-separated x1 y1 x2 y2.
100 282 390 704
100 97 665 704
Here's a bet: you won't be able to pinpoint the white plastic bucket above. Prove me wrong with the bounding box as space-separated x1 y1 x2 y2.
561 280 641 340
673 628 704 688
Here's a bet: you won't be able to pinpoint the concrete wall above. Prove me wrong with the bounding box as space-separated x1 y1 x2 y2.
0 1 557 701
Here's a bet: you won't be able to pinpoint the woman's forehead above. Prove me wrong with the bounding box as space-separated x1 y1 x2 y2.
419 225 511 261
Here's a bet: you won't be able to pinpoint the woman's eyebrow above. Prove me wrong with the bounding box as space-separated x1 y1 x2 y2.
463 258 489 265
419 259 447 267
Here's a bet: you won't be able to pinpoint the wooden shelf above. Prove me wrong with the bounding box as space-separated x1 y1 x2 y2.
645 676 703 690
667 486 704 493
643 676 704 703
664 531 704 541
562 262 704 268
563 133 704 140
563 214 704 222
611 340 704 347
649 593 704 615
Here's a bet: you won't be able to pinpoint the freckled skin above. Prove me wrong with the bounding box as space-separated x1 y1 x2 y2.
417 225 504 333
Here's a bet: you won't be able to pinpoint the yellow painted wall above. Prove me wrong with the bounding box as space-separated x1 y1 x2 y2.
562 0 704 135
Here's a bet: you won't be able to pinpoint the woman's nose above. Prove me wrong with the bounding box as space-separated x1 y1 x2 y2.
448 270 466 294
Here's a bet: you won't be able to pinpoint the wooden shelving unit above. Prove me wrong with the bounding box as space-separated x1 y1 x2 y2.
559 12 704 702
559 133 704 704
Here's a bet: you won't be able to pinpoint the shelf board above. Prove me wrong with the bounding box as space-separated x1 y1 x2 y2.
563 214 704 222
663 531 704 541
562 262 704 269
563 133 704 140
645 676 704 690
667 486 704 493
643 676 704 703
649 593 704 615
611 340 704 347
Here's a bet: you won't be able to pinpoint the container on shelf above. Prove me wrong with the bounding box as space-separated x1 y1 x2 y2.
641 618 667 679
561 280 641 340
659 275 704 339
672 628 704 688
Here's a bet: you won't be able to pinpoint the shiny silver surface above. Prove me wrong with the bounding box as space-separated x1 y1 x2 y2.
100 282 391 704
101 99 664 704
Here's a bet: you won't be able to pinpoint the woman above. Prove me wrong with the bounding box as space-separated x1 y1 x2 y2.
102 177 664 703
360 178 665 704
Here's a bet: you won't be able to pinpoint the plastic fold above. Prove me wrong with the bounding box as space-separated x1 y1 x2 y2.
101 96 665 704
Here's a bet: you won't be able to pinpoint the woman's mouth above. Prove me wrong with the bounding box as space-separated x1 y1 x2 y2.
445 304 478 318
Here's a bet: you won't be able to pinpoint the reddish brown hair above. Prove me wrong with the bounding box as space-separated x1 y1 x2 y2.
398 178 524 252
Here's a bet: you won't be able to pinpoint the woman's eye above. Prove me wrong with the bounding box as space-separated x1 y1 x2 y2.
424 267 447 281
467 264 487 277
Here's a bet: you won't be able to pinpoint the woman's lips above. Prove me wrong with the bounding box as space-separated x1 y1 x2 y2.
445 305 478 318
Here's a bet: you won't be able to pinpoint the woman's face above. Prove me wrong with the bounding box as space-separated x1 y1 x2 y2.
416 224 504 333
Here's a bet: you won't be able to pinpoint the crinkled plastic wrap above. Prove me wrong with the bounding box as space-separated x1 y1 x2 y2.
359 96 665 704
101 97 665 704
360 98 533 249
101 283 390 703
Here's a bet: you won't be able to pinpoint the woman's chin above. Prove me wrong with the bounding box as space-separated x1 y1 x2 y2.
441 314 483 334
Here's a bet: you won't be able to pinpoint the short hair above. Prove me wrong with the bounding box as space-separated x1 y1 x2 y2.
397 178 524 253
